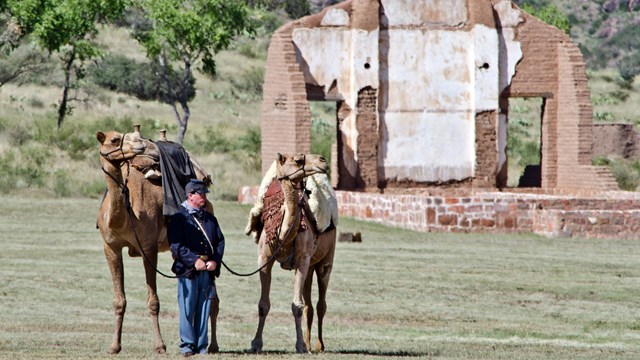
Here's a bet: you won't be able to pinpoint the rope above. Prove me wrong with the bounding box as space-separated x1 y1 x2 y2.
220 204 301 277
101 148 306 279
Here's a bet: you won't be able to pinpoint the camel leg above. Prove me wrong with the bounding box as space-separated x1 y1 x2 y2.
315 229 336 353
302 269 314 352
140 247 166 354
292 256 311 354
314 262 333 352
249 252 274 353
208 293 220 354
104 243 126 355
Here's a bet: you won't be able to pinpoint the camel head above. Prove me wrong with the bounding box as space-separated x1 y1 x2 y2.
96 129 147 163
275 153 328 183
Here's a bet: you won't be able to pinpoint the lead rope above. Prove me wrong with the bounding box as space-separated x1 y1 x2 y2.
104 154 304 278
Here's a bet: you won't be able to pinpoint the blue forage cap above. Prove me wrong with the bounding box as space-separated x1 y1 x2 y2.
185 179 209 195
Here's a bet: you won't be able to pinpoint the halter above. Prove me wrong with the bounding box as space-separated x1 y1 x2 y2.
276 154 306 181
99 132 129 160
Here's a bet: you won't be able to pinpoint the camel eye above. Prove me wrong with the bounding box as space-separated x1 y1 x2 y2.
110 137 121 145
295 158 304 166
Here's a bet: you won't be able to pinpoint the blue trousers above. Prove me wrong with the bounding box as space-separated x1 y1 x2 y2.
177 271 216 354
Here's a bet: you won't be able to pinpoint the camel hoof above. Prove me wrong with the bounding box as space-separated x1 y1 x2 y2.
208 344 219 354
247 339 263 354
107 345 121 354
155 344 166 354
245 347 262 354
295 342 309 354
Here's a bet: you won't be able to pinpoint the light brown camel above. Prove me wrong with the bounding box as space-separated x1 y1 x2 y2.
96 126 218 354
245 153 338 353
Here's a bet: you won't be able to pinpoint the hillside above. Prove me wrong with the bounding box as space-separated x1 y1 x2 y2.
1 1 640 197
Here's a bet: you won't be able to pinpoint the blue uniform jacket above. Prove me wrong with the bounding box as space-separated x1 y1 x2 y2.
167 207 225 278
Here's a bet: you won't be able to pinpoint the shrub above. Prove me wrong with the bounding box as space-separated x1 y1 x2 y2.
88 55 196 104
310 117 335 169
230 66 264 100
610 160 640 191
6 122 32 146
594 157 640 191
52 169 72 197
284 0 310 19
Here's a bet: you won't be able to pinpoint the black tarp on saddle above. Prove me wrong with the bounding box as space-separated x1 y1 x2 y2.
155 141 196 216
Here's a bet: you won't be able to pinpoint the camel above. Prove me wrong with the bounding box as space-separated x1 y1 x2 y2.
245 153 338 353
96 125 218 354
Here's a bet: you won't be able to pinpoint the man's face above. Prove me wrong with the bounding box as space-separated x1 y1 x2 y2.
187 191 207 209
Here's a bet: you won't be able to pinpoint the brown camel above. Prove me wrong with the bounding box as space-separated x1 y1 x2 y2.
96 126 219 354
245 153 338 353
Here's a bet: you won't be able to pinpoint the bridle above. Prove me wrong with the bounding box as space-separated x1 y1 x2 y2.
276 155 306 181
99 132 128 161
99 145 290 279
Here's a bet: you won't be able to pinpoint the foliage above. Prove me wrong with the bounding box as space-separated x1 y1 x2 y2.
229 66 264 101
594 156 640 191
88 54 196 104
521 2 571 34
0 144 52 192
284 0 310 19
5 0 128 127
618 48 640 83
131 0 256 143
310 118 334 169
186 124 260 157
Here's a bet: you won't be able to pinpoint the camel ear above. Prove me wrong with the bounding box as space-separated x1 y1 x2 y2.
96 131 106 143
277 153 286 165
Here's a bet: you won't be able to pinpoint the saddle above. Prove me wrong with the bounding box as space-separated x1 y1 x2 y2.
261 179 309 270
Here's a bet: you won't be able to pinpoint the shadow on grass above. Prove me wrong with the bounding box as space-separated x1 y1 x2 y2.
325 349 439 357
216 349 437 357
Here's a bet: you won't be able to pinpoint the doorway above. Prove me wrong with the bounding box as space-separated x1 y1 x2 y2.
507 97 544 187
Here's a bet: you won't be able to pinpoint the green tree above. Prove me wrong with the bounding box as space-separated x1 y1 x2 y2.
131 0 255 144
5 0 128 127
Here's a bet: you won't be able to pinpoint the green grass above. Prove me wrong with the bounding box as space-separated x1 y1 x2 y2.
2 196 640 359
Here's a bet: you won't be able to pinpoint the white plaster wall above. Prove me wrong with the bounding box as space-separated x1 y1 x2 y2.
289 1 523 185
473 25 500 111
381 111 475 181
379 28 478 182
494 1 524 174
293 22 378 177
380 0 468 27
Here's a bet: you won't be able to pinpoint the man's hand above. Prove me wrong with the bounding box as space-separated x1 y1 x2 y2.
195 258 207 271
205 261 218 271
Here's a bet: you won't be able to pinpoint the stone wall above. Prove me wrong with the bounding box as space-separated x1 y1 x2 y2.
237 187 640 240
593 123 640 159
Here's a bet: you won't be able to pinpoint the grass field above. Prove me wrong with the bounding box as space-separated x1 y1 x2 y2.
1 196 640 359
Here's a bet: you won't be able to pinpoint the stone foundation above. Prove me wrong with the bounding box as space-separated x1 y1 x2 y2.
238 187 640 240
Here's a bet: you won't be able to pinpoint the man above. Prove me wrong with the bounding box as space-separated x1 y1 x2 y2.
167 179 225 357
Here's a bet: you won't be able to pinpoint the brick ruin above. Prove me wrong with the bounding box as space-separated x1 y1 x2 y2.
242 0 640 239
259 0 618 192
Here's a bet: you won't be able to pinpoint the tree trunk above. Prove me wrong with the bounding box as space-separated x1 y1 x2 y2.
57 48 76 128
176 60 192 144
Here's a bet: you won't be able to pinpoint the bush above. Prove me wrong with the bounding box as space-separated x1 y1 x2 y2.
310 117 335 170
594 156 640 191
52 169 72 197
284 0 310 19
610 160 640 191
230 66 264 101
88 55 196 104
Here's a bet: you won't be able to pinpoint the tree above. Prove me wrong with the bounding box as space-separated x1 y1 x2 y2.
0 13 51 88
131 0 254 144
5 0 128 128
